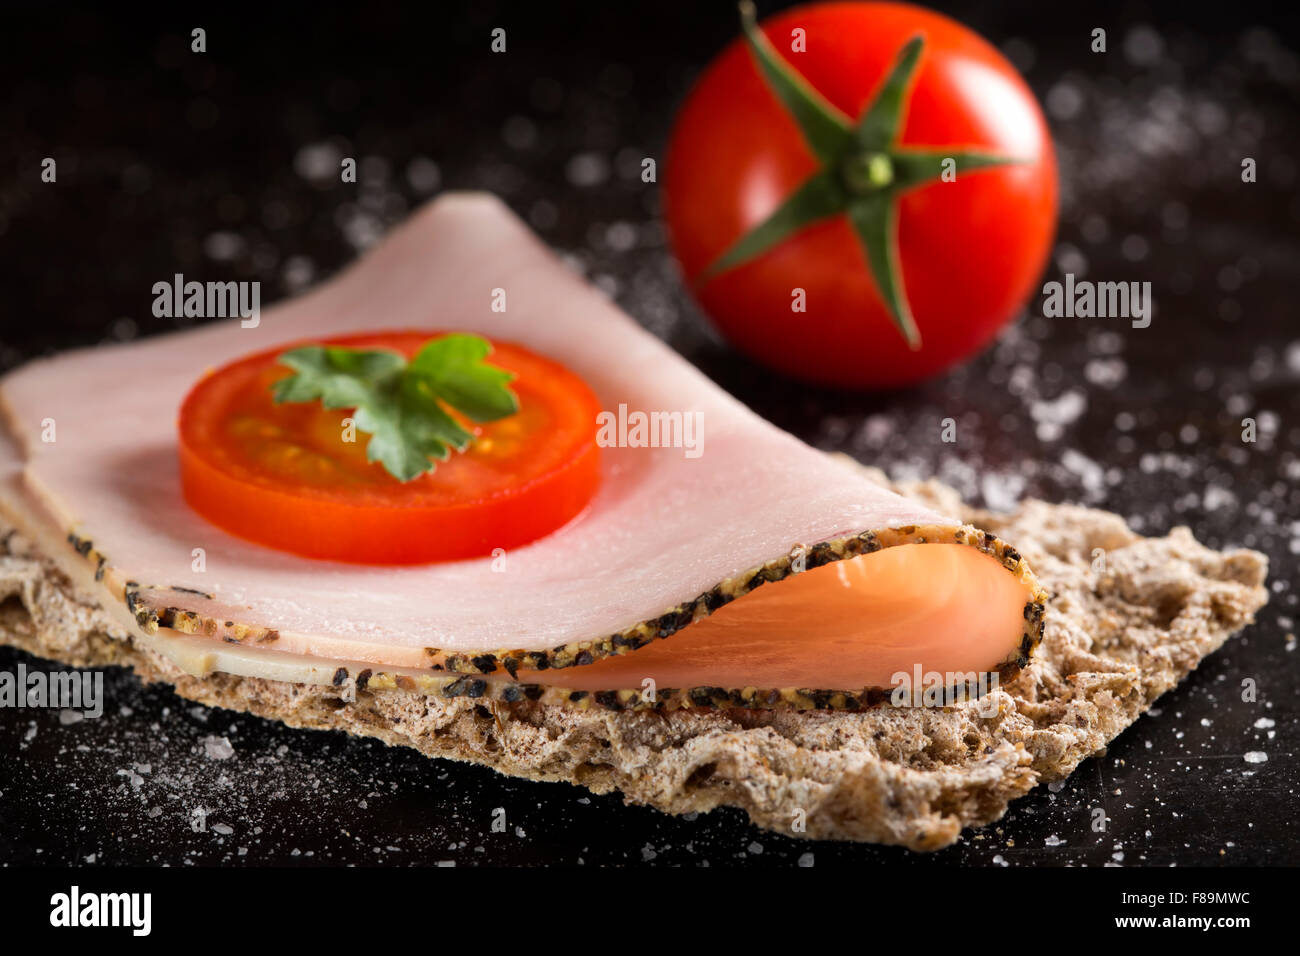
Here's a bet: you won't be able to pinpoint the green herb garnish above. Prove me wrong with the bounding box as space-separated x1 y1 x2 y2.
272 334 519 482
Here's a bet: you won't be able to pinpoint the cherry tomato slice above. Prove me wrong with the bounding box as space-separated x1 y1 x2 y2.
178 330 601 564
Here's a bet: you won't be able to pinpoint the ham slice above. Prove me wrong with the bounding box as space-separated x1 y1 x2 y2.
0 193 1044 708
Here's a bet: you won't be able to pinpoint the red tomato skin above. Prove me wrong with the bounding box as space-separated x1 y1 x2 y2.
178 332 602 565
178 436 600 564
664 2 1058 389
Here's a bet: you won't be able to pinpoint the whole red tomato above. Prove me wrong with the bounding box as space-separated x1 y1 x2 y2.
664 1 1058 388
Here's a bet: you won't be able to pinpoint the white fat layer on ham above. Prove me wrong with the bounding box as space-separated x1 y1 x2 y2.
0 193 955 668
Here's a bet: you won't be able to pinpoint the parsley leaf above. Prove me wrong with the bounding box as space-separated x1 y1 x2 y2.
407 334 519 422
271 334 519 482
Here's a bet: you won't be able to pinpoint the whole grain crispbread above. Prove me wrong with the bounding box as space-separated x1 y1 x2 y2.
0 465 1268 850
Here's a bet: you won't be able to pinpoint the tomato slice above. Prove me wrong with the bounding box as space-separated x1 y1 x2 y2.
178 331 602 564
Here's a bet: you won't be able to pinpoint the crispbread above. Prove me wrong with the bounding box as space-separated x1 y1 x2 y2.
0 464 1268 850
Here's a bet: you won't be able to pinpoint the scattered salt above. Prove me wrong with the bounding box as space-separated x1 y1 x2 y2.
202 735 235 761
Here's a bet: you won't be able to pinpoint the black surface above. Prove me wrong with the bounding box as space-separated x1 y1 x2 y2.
1 1 1297 866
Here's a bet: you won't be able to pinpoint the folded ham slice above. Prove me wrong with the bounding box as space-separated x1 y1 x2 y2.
0 193 1045 709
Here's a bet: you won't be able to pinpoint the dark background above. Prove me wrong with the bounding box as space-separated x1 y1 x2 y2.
0 1 1297 866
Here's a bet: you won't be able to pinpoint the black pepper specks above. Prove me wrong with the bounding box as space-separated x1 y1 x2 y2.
168 585 214 598
411 521 1047 694
67 532 93 558
807 542 837 568
76 515 1047 714
443 676 487 699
